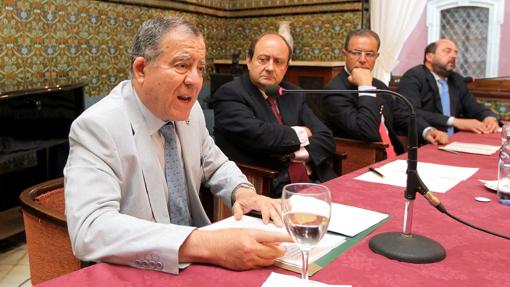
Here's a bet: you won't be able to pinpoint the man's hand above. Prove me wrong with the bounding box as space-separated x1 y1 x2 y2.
232 187 283 227
452 118 492 134
179 228 292 270
482 117 499 133
425 129 448 145
348 68 373 86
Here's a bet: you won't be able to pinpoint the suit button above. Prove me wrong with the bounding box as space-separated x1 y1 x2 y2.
148 261 156 269
156 262 163 270
141 260 148 268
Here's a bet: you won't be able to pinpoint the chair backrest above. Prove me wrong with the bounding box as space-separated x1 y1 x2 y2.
209 163 278 221
203 156 346 221
19 177 81 284
335 137 388 174
210 73 235 98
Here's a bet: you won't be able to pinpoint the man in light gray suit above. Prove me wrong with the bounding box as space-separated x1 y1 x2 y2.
64 16 290 275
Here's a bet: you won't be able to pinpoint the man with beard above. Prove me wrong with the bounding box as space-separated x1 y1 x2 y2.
397 39 498 135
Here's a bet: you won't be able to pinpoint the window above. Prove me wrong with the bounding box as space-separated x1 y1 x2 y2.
427 0 504 77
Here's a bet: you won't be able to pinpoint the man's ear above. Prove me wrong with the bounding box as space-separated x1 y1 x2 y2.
132 57 146 84
245 56 253 72
425 52 434 64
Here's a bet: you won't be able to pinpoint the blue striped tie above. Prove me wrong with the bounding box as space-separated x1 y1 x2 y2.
160 122 192 226
438 79 454 136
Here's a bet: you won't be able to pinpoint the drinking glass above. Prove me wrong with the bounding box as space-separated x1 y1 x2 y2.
281 183 331 280
501 124 510 145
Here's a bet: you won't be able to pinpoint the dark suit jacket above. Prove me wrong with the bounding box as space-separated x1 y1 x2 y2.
321 70 430 154
397 65 496 129
212 74 336 196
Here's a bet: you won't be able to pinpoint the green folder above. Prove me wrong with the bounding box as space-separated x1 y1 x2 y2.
275 215 391 276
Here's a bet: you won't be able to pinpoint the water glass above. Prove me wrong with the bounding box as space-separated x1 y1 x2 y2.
501 124 510 145
281 183 331 280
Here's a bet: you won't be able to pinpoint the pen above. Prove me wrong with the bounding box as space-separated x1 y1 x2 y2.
438 147 459 154
369 167 384 178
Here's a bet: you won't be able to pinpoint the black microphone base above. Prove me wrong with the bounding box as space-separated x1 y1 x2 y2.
369 232 446 263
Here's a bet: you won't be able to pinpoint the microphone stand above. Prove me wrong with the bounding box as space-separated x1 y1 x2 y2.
274 87 446 263
364 90 446 263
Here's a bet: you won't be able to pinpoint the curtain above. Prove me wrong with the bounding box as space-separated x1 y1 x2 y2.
370 0 426 85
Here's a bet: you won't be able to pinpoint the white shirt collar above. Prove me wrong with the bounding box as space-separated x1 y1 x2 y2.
431 70 447 82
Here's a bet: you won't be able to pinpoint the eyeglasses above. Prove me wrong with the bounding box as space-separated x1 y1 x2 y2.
346 50 377 59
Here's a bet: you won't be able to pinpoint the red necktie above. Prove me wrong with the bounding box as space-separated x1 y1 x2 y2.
267 97 310 183
379 116 396 158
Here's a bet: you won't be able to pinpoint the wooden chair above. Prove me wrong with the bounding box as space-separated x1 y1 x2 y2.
211 163 279 221
209 154 346 221
19 177 81 285
334 137 388 174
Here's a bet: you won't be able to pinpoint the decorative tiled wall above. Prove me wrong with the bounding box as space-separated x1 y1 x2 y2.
0 0 363 97
480 99 510 121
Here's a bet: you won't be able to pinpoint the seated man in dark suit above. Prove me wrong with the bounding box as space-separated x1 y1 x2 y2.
212 33 336 197
322 29 448 158
397 39 498 135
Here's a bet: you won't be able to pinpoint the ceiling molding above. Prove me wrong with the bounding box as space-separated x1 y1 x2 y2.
102 0 363 18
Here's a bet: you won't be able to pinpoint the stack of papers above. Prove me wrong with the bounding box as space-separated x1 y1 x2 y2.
201 203 389 275
355 159 478 193
329 203 389 237
439 141 500 155
201 216 346 272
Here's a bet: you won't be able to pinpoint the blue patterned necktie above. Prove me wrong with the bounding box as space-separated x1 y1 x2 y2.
438 79 454 136
160 122 192 226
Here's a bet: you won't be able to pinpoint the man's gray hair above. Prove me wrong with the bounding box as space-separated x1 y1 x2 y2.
129 16 202 69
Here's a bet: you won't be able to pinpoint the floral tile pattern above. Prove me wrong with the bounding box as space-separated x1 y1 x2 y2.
0 0 365 98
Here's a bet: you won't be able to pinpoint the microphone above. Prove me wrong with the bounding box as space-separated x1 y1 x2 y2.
464 76 476 83
265 84 446 263
265 85 284 98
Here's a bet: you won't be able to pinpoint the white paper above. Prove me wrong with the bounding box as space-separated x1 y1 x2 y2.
355 159 478 193
288 194 331 218
262 272 351 287
328 203 388 237
201 216 345 268
479 179 498 191
439 141 500 155
279 234 345 268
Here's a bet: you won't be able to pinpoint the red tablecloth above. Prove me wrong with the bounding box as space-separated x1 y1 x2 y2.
37 132 510 287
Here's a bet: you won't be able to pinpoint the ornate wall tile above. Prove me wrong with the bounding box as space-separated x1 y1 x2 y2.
1 0 362 97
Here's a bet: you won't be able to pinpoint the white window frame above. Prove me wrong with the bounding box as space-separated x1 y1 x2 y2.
427 0 504 77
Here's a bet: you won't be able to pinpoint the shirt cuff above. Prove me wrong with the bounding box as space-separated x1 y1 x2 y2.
422 127 434 139
293 147 310 162
446 117 455 126
358 85 376 97
291 126 310 146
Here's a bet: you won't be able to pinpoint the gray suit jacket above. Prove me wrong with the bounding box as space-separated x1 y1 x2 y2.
64 80 247 274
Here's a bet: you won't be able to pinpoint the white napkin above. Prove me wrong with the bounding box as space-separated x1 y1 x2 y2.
262 272 351 287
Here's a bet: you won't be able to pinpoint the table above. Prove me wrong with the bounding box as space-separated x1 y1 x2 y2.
37 132 509 287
